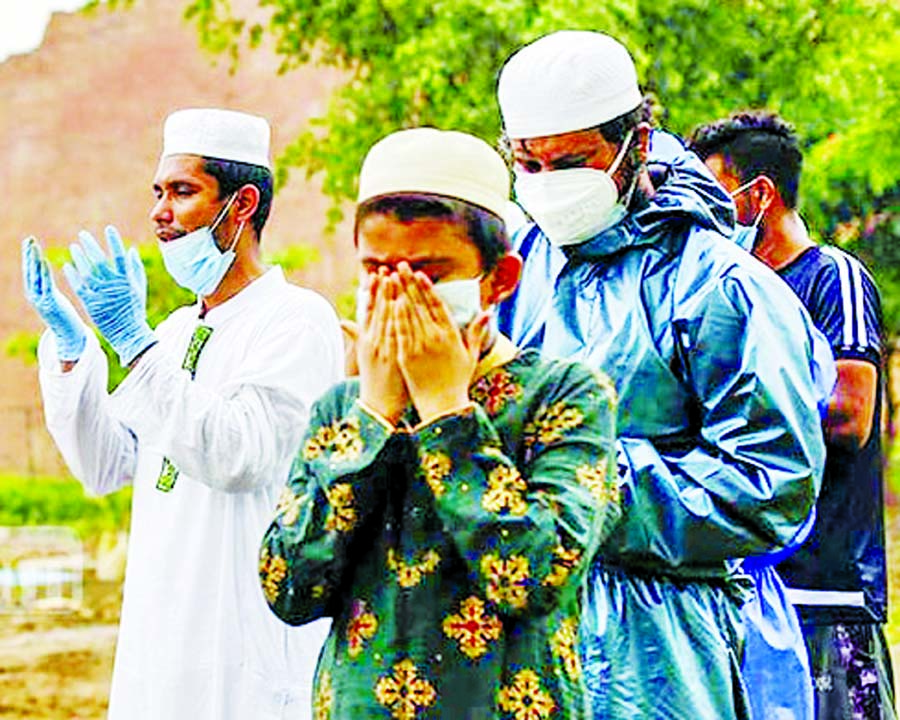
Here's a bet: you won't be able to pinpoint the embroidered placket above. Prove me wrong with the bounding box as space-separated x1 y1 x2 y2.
155 325 214 492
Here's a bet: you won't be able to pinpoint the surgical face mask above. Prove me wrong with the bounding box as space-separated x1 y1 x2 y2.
159 193 243 297
730 178 766 251
356 275 484 328
433 276 484 327
514 129 634 247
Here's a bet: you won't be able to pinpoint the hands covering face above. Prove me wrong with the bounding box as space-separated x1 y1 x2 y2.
357 262 490 426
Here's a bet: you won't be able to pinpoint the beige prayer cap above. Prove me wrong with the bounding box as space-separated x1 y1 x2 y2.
161 108 272 170
357 128 510 220
498 31 643 139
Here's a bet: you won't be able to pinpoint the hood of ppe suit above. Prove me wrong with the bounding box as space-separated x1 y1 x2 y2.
499 129 826 572
565 131 735 262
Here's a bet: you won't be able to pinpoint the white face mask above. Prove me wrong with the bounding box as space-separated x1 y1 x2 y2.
514 129 634 247
159 193 243 297
356 275 483 329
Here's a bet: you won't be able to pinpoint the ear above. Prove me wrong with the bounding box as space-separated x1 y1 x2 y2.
232 184 261 228
634 121 653 165
754 175 779 213
483 252 523 306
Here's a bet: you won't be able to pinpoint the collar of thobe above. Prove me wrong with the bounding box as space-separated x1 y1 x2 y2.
472 333 518 382
195 266 285 324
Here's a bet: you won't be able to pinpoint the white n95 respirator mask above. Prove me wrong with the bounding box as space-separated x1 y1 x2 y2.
514 129 634 247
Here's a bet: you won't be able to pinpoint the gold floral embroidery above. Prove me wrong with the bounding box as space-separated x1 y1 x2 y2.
420 451 451 498
303 425 334 460
471 368 523 415
481 553 530 610
541 545 582 587
324 483 357 533
259 547 287 604
276 486 304 525
374 658 437 720
443 595 503 660
551 617 582 680
523 402 584 449
347 599 379 658
575 461 619 504
314 670 333 720
303 418 363 462
482 465 528 515
387 548 441 588
497 669 556 720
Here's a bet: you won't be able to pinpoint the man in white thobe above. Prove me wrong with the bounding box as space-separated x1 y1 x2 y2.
21 108 343 719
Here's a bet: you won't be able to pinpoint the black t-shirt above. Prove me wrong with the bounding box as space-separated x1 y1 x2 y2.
775 245 887 624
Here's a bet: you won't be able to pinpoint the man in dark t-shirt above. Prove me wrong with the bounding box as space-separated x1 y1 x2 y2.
691 110 893 720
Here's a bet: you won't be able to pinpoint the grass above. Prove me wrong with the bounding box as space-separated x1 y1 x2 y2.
1 469 899 657
0 473 131 541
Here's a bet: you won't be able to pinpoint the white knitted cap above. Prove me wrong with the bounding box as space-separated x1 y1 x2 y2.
357 128 510 219
498 31 642 139
161 108 272 170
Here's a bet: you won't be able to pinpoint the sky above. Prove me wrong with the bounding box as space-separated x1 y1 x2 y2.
0 0 91 63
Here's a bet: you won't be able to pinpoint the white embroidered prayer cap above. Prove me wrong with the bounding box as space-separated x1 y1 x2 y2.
357 128 510 219
498 30 643 139
161 108 272 170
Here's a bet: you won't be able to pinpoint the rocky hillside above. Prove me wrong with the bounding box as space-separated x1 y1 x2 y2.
0 0 353 474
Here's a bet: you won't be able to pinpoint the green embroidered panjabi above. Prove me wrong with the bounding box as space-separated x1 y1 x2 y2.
260 349 619 719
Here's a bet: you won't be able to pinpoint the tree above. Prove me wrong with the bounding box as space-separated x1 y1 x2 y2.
94 0 900 329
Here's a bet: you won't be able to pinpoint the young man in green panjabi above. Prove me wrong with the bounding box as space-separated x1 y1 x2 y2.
258 127 621 719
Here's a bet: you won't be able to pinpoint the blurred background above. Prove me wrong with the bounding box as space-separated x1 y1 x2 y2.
0 0 898 716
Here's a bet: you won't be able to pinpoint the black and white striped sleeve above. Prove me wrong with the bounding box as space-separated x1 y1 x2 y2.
817 246 882 364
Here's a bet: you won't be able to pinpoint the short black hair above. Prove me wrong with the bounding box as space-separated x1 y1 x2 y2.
354 194 510 271
688 111 802 209
203 158 274 237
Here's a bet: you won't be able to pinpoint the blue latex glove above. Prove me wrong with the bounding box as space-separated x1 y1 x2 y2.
63 226 156 366
21 236 88 361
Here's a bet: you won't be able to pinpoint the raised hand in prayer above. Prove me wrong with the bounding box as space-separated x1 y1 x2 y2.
63 226 156 367
391 261 489 425
357 268 409 424
21 236 88 363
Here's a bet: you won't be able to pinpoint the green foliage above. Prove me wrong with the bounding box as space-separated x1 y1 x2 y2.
840 199 900 333
0 473 131 539
264 243 321 273
181 1 898 205
3 331 39 365
334 285 357 321
177 0 900 327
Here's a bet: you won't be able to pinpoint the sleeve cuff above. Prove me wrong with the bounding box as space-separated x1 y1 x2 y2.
412 402 476 433
38 328 101 379
356 400 399 433
833 347 880 366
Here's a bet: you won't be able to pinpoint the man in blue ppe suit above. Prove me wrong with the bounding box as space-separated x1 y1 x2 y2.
691 110 894 720
496 31 828 718
21 108 343 719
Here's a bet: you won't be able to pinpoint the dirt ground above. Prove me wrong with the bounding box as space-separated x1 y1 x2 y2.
2 508 900 719
0 572 120 720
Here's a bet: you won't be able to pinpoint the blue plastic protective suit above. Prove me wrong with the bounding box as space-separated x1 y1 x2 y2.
498 132 829 719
